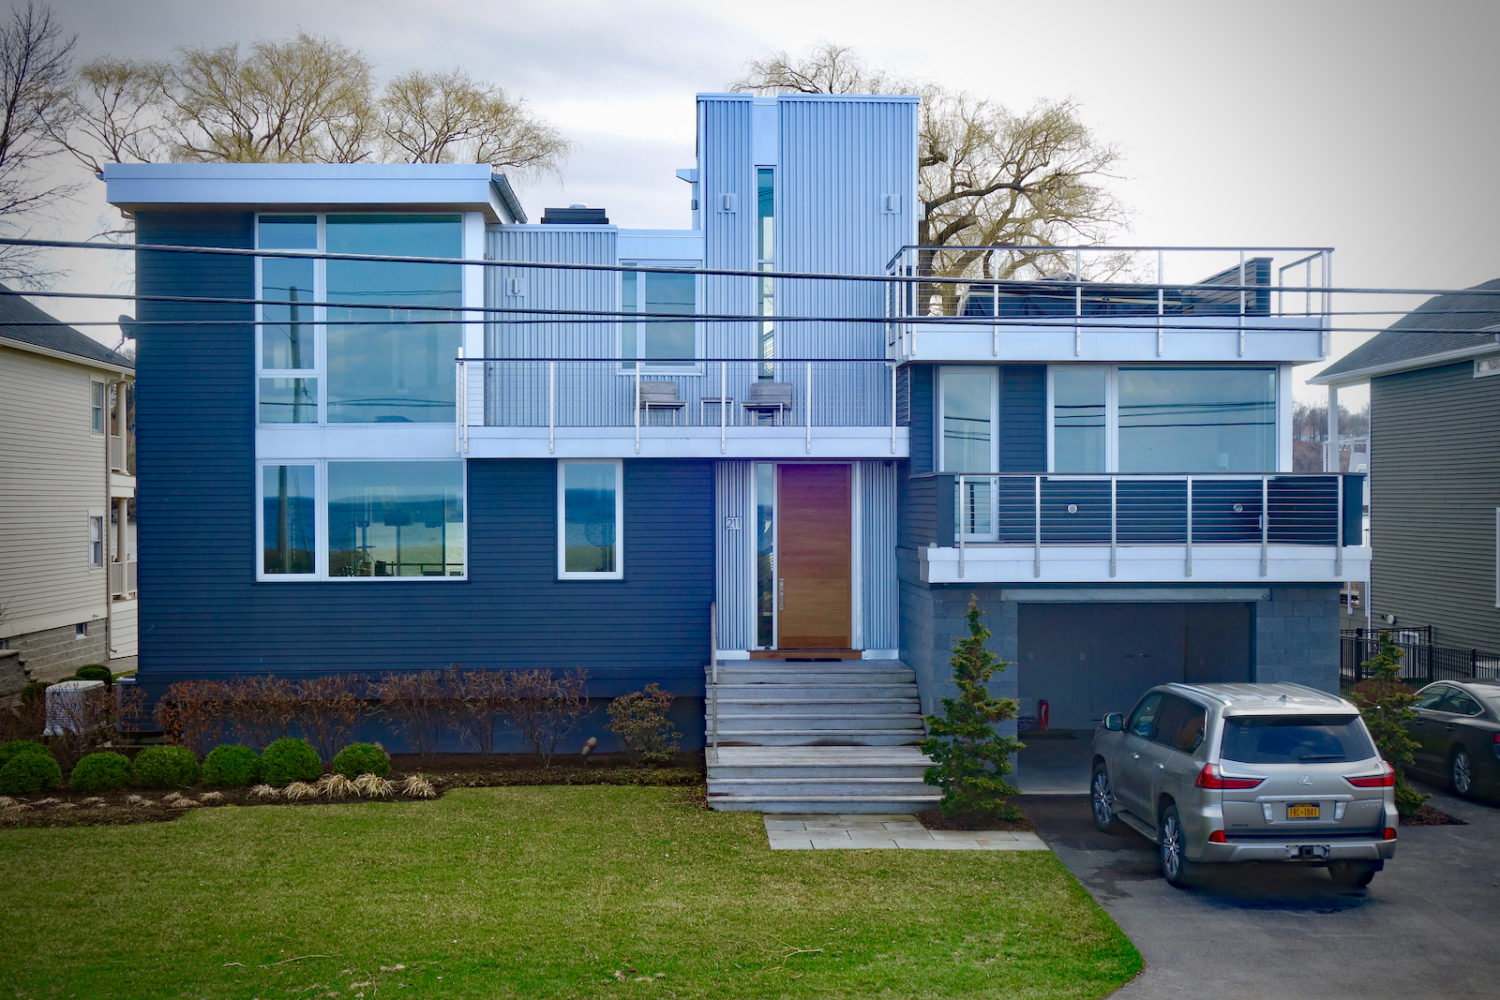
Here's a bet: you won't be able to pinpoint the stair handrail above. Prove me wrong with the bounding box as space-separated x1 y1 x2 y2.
709 601 719 754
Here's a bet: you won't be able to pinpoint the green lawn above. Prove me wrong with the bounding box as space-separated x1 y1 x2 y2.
0 787 1140 999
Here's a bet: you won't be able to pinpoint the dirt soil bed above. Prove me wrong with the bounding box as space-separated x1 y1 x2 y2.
917 807 1036 833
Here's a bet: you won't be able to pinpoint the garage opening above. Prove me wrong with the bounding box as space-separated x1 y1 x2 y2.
1017 602 1252 733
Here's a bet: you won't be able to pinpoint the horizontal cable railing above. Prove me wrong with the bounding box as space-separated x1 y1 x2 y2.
950 473 1360 578
885 246 1332 345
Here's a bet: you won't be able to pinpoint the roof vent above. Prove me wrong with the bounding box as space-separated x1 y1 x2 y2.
541 206 609 225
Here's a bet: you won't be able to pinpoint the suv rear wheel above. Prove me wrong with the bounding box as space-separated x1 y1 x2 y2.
1327 861 1377 887
1158 804 1197 888
1090 762 1123 834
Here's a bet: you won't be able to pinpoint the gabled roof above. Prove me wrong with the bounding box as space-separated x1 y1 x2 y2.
0 285 134 374
1312 278 1500 384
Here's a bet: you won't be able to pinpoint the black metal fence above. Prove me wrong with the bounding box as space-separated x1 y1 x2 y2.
1340 627 1500 685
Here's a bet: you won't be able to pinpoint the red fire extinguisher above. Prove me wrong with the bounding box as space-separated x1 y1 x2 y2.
1037 699 1050 733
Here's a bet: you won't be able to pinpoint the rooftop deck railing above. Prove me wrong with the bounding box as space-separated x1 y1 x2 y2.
885 245 1332 354
946 472 1363 579
457 356 900 454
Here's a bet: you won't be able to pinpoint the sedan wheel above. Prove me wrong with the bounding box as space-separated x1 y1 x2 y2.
1158 804 1196 888
1091 764 1122 834
1451 747 1473 797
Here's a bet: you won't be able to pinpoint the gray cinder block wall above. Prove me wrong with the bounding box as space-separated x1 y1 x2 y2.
1 619 108 694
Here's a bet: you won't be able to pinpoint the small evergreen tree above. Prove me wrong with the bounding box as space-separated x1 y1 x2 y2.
1352 632 1427 818
920 598 1023 823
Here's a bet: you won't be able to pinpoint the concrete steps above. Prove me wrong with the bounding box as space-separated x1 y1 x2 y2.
705 660 939 814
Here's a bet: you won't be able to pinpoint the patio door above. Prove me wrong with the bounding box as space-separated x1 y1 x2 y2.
776 464 852 650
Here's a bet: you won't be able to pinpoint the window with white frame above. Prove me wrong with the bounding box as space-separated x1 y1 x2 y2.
1050 366 1276 473
88 516 104 565
90 381 105 433
937 367 999 473
558 461 623 579
256 214 463 424
619 264 699 371
257 459 465 580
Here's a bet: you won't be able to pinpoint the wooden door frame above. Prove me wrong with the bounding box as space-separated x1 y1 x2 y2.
760 460 858 653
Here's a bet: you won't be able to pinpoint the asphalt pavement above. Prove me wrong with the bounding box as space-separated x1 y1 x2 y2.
1018 781 1500 999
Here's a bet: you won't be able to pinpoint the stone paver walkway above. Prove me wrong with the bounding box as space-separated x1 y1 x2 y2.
764 813 1049 851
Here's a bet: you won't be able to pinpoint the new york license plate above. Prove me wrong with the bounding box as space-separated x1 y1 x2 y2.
1287 802 1320 820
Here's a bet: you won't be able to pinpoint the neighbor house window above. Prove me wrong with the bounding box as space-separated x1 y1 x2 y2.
558 460 623 579
90 382 105 433
620 264 698 371
88 516 104 565
256 459 465 580
256 213 463 424
1050 366 1276 473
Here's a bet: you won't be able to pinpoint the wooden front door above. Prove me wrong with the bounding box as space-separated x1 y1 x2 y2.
777 464 852 649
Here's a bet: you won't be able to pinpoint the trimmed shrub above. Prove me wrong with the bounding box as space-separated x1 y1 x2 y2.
69 751 132 792
0 751 62 794
332 742 390 779
607 685 682 766
74 665 114 687
202 744 263 787
0 739 51 771
131 745 201 788
19 682 49 707
260 737 321 787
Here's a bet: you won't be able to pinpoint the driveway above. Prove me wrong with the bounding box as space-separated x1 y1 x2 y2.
1019 781 1500 999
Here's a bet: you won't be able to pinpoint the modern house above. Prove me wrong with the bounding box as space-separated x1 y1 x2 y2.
104 92 1363 808
0 288 137 696
1313 279 1500 652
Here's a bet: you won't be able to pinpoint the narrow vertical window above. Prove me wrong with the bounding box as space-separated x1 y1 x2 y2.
756 167 775 376
258 216 319 424
261 465 317 575
88 516 103 565
620 266 698 371
90 382 105 433
756 462 776 647
558 461 623 579
1053 368 1108 472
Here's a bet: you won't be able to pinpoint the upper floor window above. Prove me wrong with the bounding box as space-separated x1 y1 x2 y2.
620 264 698 372
257 213 463 425
756 167 775 374
558 460 623 580
1050 366 1276 473
90 382 105 433
938 367 998 473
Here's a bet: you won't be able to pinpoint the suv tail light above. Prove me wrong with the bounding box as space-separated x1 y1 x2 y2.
1195 763 1264 790
1345 760 1395 788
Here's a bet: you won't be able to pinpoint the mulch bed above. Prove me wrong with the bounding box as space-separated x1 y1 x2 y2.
0 751 706 828
917 807 1036 833
1400 803 1465 826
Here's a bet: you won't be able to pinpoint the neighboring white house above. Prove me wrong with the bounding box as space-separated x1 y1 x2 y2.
0 286 136 696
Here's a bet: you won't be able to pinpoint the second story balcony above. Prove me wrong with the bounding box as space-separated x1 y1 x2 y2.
457 358 906 459
906 472 1368 586
886 246 1332 365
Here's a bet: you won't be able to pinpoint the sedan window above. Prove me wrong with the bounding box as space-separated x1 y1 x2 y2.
1442 690 1484 717
1414 685 1451 711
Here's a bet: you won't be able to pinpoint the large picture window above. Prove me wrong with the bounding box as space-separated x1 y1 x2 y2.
256 213 463 425
558 461 623 580
257 460 465 580
620 264 698 371
1050 366 1276 473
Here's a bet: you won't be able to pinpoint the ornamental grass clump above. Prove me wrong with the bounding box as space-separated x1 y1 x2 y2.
282 781 318 802
354 773 393 798
398 774 437 799
316 773 358 799
201 745 262 787
259 738 321 787
68 751 132 793
331 742 390 779
920 598 1024 824
131 745 200 788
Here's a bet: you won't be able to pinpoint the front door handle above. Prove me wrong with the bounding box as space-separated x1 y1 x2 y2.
778 578 785 611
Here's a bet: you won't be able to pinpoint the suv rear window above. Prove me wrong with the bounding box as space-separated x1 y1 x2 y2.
1219 714 1375 764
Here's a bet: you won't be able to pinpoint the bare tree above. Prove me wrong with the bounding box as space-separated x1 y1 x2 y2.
56 33 569 175
0 1 76 283
380 68 569 170
732 44 1126 308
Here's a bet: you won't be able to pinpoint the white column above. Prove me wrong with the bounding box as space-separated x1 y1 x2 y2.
1325 385 1340 472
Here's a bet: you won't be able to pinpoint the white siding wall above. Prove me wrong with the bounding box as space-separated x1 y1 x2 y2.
0 346 109 637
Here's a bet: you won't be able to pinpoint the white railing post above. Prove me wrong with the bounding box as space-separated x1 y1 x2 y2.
1034 475 1043 578
1110 476 1118 578
1073 249 1083 357
1238 250 1247 357
1185 476 1194 577
1261 476 1270 577
634 364 641 454
709 602 719 755
957 475 966 579
805 360 813 454
1336 473 1345 577
720 360 727 454
548 360 557 455
1156 249 1165 357
454 349 466 455
890 362 898 455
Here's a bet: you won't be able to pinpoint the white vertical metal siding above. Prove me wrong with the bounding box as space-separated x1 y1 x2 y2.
859 458 899 649
714 460 756 649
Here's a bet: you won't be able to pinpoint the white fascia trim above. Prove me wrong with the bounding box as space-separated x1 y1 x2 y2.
921 544 1371 586
463 425 910 460
1309 341 1500 386
103 163 509 222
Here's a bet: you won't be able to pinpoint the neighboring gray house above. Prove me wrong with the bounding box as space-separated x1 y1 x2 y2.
0 287 137 695
1312 278 1500 652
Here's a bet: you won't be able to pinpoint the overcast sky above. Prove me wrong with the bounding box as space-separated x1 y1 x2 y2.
30 0 1500 403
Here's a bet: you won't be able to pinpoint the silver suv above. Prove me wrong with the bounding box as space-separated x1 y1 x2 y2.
1090 682 1398 888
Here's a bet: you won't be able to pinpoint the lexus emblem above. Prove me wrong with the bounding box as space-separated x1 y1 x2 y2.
1298 775 1314 786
